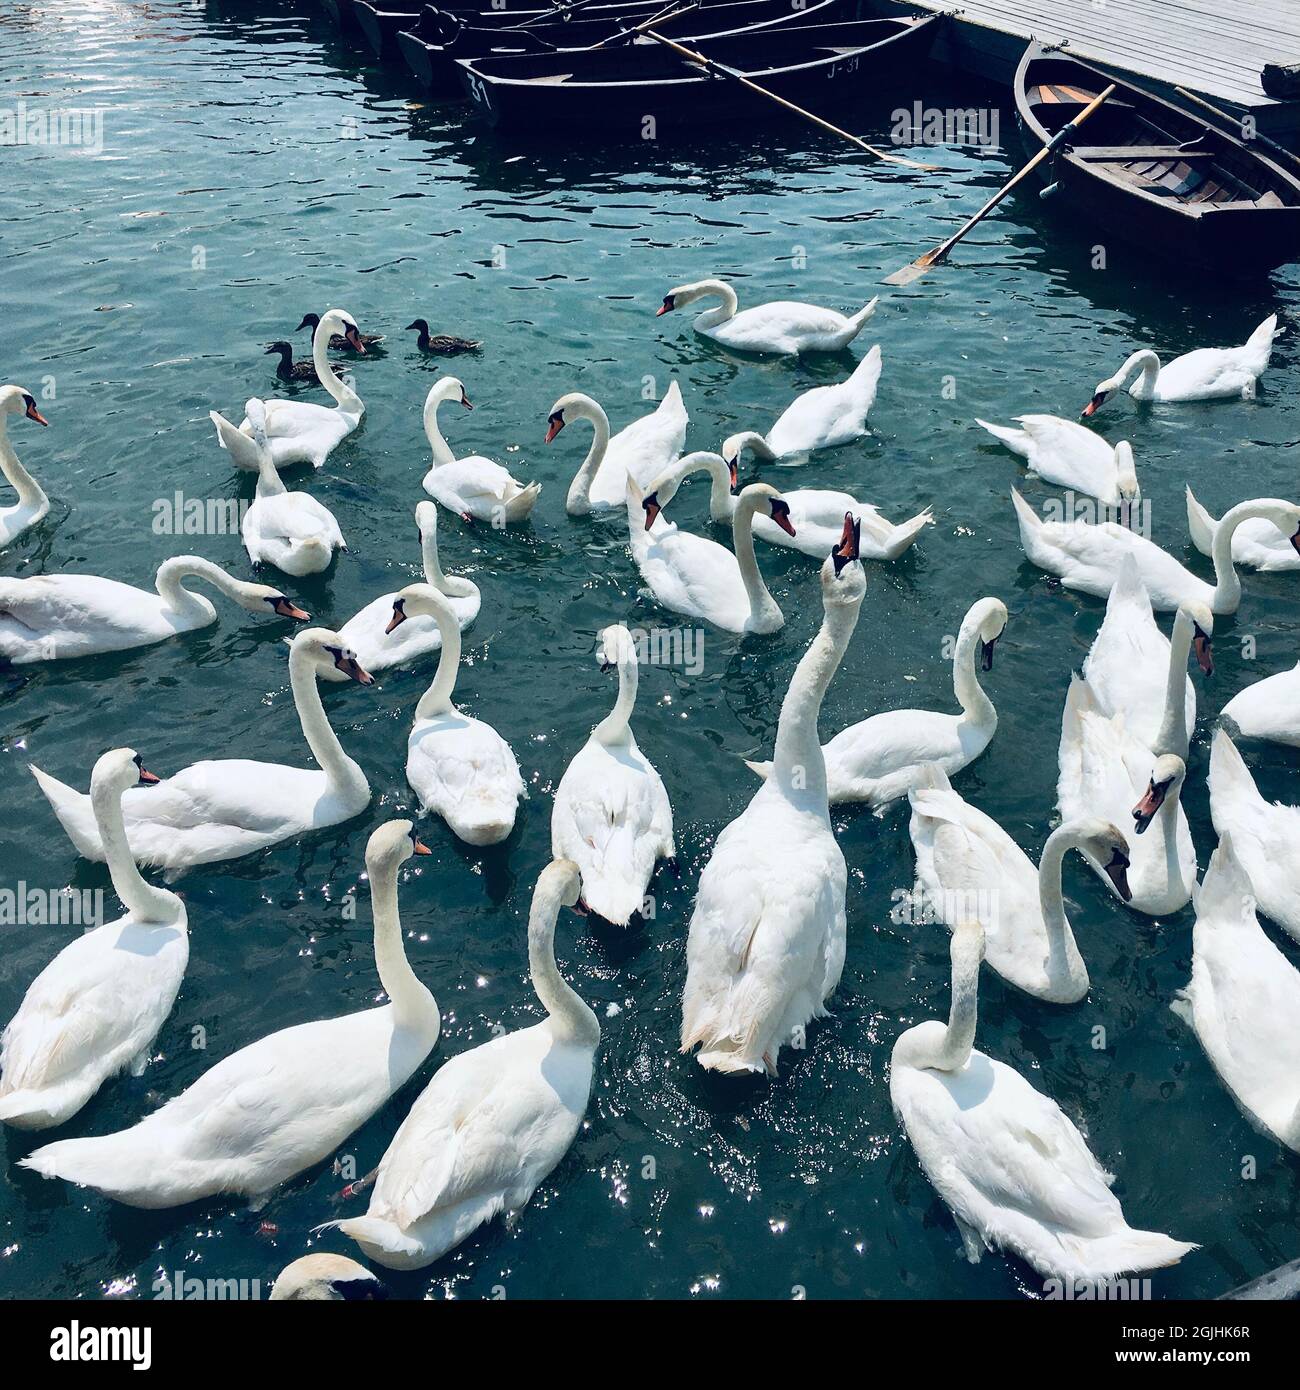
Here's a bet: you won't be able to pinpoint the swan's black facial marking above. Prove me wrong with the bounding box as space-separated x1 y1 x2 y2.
831 512 860 576
132 753 161 786
1102 846 1132 900
385 599 408 634
544 409 565 444
343 321 366 354
769 497 796 537
266 595 309 621
296 314 318 333
642 492 661 531
1081 390 1107 418
332 1277 389 1301
22 394 49 426
1290 523 1300 558
979 634 999 672
324 643 373 685
656 294 675 317
727 456 738 488
459 387 473 411
1194 625 1214 677
1132 777 1170 835
407 825 432 857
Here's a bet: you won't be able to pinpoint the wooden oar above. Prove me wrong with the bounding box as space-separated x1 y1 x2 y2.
643 29 939 172
585 1 700 52
883 83 1115 286
1173 85 1300 177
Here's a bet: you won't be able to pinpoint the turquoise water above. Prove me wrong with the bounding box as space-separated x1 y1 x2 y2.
2 0 1299 1301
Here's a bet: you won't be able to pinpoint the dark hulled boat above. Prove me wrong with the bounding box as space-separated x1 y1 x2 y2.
1015 44 1300 272
457 14 938 132
400 0 845 92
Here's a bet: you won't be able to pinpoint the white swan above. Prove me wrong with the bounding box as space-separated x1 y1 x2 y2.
212 399 345 577
545 383 687 514
0 750 186 1130
269 1254 387 1301
551 624 674 925
1172 834 1300 1155
327 501 478 680
1186 486 1300 571
722 345 882 465
1057 676 1196 917
1208 729 1300 945
0 555 308 665
1222 660 1300 749
747 595 1007 808
236 308 366 469
648 449 931 562
975 414 1139 512
333 859 597 1269
681 527 866 1075
390 583 524 846
1081 555 1213 761
891 920 1196 1280
1082 314 1278 415
32 628 373 870
657 278 877 356
22 821 442 1208
1012 488 1300 614
908 763 1132 1004
420 378 540 524
0 385 50 547
630 463 788 634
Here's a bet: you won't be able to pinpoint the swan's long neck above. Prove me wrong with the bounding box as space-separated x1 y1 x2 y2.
0 417 47 511
313 322 362 415
691 280 739 331
566 403 611 513
594 646 637 746
1154 610 1193 758
154 556 236 618
289 642 368 798
369 858 439 1036
254 450 287 499
771 595 861 803
414 602 461 721
952 620 995 728
529 876 599 1047
1036 829 1086 986
420 526 448 589
905 934 982 1073
92 777 181 925
732 494 780 628
423 392 457 468
1121 350 1161 398
1211 502 1281 612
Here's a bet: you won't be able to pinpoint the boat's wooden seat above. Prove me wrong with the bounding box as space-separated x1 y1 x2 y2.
1029 82 1096 105
1074 146 1215 161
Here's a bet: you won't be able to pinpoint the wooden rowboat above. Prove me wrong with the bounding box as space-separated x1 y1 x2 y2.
1015 44 1300 272
457 14 938 132
399 0 847 91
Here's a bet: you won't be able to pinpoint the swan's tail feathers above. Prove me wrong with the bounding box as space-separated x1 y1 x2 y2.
210 410 262 472
335 1215 423 1260
833 297 878 348
1246 312 1279 365
1208 728 1260 819
1108 551 1147 608
1010 487 1043 543
743 757 773 781
849 342 883 396
974 418 1029 457
1069 1228 1198 1278
20 1132 137 1197
502 483 541 522
879 508 934 560
1198 831 1256 925
0 1088 67 1131
911 762 953 795
1184 486 1217 559
29 766 105 863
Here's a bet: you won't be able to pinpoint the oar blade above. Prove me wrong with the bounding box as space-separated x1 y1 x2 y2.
881 255 936 286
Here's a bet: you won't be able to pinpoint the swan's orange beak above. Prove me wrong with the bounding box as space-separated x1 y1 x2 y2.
272 596 311 621
344 325 366 354
137 764 161 785
545 412 564 444
727 457 738 488
1194 629 1214 677
412 839 432 856
334 652 374 684
656 295 675 317
1081 391 1106 418
460 389 474 411
643 492 661 531
1132 778 1167 834
832 512 860 576
1102 847 1132 900
386 599 408 635
24 398 49 426
769 498 796 537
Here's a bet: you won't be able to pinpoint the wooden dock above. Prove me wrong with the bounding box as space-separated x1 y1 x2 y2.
869 0 1300 138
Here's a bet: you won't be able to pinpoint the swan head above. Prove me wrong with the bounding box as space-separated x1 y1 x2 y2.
538 857 582 913
656 280 720 316
415 499 439 542
231 577 310 622
544 392 601 444
1132 755 1186 835
427 376 472 412
641 452 739 529
0 384 49 426
821 513 866 605
318 309 366 354
1067 818 1133 901
721 431 772 479
91 747 162 798
387 582 453 634
366 819 432 877
966 597 1009 671
1241 500 1300 556
1113 441 1140 504
294 627 374 684
596 623 636 673
270 1254 389 1302
735 482 795 535
1179 601 1215 676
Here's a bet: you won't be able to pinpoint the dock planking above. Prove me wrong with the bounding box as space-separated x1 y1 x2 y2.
868 0 1300 137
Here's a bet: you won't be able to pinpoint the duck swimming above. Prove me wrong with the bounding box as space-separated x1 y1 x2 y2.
405 319 481 355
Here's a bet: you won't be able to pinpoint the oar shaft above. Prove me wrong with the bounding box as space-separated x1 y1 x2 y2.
1173 85 1300 175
